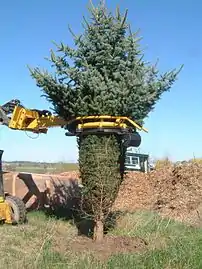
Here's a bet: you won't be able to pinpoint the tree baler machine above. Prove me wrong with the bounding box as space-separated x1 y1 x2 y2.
0 99 147 224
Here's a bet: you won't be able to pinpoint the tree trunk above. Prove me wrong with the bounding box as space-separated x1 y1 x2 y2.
93 220 104 242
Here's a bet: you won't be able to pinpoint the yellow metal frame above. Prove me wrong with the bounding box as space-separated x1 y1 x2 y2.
8 106 67 133
8 106 148 134
74 116 148 133
0 198 12 224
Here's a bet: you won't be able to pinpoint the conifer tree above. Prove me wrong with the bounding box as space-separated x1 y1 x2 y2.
29 1 182 241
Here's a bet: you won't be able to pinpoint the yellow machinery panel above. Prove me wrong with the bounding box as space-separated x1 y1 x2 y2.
8 106 67 133
74 116 148 132
0 200 12 224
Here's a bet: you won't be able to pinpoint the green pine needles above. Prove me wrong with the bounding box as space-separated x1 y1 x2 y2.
78 134 125 240
29 2 182 124
29 1 182 241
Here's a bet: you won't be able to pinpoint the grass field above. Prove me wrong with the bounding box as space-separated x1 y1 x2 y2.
4 163 78 174
1 210 202 269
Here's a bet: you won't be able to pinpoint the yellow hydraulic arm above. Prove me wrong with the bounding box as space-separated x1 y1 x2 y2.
8 105 67 133
8 107 148 134
0 99 148 134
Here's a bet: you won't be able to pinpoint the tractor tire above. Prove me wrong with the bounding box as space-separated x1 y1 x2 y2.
5 195 26 224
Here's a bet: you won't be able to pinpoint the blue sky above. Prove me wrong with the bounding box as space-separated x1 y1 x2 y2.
0 0 201 162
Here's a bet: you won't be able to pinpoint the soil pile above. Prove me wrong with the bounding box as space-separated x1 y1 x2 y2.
113 171 155 211
151 161 202 224
55 235 148 261
114 161 202 225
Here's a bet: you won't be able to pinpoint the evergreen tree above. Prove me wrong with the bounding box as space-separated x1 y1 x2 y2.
29 1 182 241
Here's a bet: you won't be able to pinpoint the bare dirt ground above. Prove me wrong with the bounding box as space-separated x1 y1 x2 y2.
55 235 148 261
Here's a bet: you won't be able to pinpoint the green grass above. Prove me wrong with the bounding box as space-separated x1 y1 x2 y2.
13 167 55 174
5 163 79 174
0 210 201 268
108 210 202 268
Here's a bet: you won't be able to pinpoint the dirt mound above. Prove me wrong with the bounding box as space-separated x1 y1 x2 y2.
56 235 148 260
113 171 155 211
151 161 202 224
114 161 202 225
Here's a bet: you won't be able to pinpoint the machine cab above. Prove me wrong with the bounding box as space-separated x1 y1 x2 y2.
125 147 150 173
